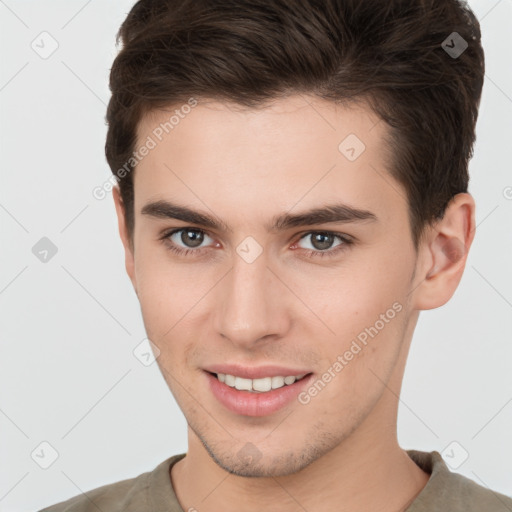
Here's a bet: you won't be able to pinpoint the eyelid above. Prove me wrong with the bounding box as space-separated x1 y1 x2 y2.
165 227 215 247
160 227 354 258
294 229 354 243
160 227 352 244
291 231 353 254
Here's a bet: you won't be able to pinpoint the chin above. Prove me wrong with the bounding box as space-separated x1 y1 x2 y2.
200 434 336 478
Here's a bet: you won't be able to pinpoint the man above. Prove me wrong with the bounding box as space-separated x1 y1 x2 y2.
41 0 512 510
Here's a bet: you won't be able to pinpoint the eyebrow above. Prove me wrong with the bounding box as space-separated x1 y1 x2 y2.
140 200 378 232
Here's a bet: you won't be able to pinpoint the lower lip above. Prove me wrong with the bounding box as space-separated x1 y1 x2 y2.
205 371 313 417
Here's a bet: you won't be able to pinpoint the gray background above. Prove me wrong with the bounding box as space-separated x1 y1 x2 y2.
1 1 511 510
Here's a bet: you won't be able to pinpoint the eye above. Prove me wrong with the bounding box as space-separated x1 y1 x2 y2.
159 228 353 259
161 228 215 256
293 231 353 258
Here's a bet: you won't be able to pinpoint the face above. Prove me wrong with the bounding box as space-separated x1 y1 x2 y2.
116 95 422 477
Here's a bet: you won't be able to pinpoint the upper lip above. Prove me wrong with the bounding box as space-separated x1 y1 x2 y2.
204 364 312 380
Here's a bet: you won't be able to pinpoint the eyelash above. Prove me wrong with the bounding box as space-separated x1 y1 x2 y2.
159 228 354 259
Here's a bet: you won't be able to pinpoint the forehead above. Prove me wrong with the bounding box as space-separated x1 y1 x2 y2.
132 94 404 229
138 94 383 152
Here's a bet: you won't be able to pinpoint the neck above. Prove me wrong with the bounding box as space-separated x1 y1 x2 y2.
171 425 429 512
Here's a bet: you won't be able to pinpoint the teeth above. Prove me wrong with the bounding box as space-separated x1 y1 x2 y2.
234 377 252 391
216 373 307 393
271 376 284 388
253 377 272 392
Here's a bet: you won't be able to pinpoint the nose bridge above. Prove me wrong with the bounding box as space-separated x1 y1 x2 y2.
213 248 289 345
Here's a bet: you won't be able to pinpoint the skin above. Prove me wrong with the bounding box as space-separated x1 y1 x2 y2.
113 94 475 512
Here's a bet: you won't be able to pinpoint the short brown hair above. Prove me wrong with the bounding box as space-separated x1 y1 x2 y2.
105 0 485 251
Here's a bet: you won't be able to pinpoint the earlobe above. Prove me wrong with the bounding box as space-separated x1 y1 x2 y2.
411 193 476 310
112 186 137 294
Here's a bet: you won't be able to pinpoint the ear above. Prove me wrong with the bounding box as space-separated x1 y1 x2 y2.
410 192 476 310
112 185 137 295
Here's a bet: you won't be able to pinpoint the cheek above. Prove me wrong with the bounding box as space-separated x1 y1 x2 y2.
296 305 407 429
133 245 197 329
290 255 409 330
133 248 217 370
287 252 411 384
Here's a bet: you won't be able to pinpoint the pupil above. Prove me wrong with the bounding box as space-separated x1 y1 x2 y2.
182 230 203 248
313 233 332 250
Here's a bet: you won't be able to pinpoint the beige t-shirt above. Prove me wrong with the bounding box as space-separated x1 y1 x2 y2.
39 450 512 511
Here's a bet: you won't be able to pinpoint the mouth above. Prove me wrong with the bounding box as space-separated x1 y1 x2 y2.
206 371 311 393
204 369 314 417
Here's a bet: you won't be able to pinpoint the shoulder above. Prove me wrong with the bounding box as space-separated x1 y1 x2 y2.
443 468 512 510
38 470 150 512
37 455 184 512
407 449 512 512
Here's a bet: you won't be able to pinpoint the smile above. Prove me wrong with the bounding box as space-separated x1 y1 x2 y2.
214 372 308 393
205 370 314 416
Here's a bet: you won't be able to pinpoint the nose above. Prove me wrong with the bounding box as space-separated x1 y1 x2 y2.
213 249 292 348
